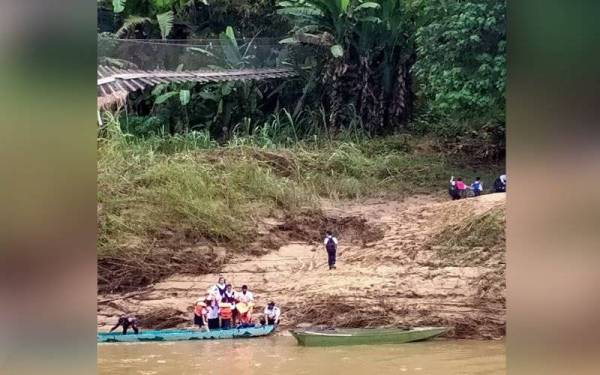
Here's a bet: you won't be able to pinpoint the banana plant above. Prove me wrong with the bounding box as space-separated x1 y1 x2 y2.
109 0 179 39
186 27 267 136
277 0 381 58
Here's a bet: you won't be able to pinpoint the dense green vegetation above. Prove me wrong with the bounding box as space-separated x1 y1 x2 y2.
98 0 506 160
98 116 501 290
97 1 506 290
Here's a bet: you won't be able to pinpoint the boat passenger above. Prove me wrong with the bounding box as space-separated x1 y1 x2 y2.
193 300 209 331
222 283 237 325
109 314 139 335
261 301 281 326
208 276 227 300
236 301 255 328
205 295 220 330
236 285 254 304
219 299 233 330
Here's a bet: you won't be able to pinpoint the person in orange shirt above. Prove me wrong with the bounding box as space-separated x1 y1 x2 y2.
219 299 233 330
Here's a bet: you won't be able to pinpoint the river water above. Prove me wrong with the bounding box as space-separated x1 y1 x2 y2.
98 335 505 374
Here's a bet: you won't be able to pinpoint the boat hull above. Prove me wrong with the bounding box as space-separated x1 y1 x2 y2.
97 325 275 343
290 327 448 347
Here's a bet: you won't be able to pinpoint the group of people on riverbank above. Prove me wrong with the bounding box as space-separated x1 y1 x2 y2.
192 278 281 331
448 174 506 200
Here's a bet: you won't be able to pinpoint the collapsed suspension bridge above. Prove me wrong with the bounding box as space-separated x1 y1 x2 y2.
97 65 297 108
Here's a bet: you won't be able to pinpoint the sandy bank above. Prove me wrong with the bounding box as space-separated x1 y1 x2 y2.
98 193 505 339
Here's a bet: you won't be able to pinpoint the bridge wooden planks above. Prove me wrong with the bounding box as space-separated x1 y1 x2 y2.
97 65 297 108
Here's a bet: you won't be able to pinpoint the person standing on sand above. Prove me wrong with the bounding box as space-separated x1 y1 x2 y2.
324 230 338 270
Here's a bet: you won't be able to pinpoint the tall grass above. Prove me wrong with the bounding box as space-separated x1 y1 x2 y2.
98 116 503 290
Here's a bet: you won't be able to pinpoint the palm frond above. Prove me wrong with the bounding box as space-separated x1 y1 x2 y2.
156 11 174 40
115 16 151 37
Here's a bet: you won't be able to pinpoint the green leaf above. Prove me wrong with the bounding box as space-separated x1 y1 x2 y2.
151 84 166 96
278 1 295 7
330 44 344 58
199 91 218 101
151 0 175 12
188 47 216 57
340 0 350 12
115 16 151 37
279 37 299 44
179 90 190 106
220 27 242 67
154 91 178 104
358 16 382 24
112 0 126 13
221 83 232 96
156 11 174 40
175 64 184 72
354 2 380 12
225 26 239 49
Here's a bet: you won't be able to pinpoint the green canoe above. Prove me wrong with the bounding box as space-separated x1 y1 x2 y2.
97 325 275 343
290 326 448 347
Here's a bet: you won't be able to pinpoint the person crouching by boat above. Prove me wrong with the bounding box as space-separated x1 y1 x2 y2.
193 300 209 331
219 299 233 329
222 283 237 325
205 295 220 330
109 314 139 335
260 301 281 326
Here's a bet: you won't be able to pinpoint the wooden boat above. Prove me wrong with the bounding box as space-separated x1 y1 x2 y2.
97 325 275 343
290 326 448 347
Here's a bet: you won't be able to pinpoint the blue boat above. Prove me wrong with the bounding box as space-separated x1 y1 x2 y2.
97 325 276 343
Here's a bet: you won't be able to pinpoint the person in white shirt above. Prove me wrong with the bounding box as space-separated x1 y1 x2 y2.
324 230 338 270
235 285 255 327
261 301 281 326
207 276 227 301
205 295 220 330
236 285 254 303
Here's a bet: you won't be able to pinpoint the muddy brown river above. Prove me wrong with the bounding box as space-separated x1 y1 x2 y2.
98 335 505 374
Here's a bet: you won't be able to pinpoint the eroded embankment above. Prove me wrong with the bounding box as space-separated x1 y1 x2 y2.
98 193 506 339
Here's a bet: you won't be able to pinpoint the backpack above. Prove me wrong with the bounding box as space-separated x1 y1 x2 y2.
326 237 337 252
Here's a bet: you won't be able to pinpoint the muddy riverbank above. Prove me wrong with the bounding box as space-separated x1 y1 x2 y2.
98 193 506 339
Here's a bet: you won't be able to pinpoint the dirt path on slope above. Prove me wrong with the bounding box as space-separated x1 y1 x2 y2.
98 194 506 339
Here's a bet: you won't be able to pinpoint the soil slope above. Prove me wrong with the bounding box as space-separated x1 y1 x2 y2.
98 193 506 339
